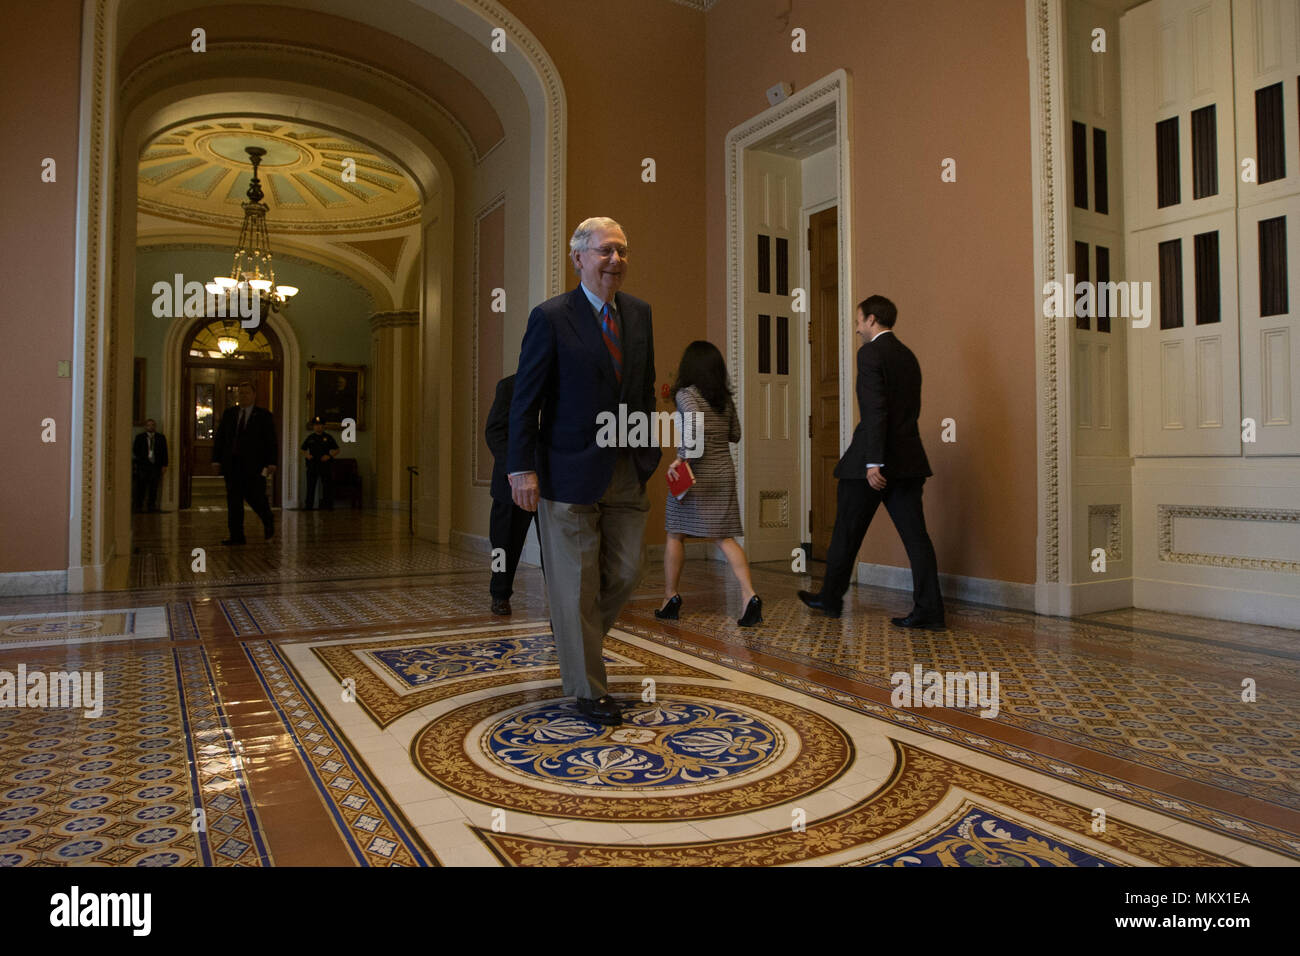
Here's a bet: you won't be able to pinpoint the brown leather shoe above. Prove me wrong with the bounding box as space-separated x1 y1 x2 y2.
491 598 511 616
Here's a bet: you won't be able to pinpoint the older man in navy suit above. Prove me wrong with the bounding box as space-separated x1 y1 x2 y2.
508 217 661 726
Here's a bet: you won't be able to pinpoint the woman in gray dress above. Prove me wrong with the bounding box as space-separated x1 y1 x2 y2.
656 341 762 627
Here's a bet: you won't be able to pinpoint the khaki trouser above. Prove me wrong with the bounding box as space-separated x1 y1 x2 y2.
536 453 649 698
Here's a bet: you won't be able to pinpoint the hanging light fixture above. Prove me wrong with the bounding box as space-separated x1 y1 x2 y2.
206 146 298 315
216 334 239 355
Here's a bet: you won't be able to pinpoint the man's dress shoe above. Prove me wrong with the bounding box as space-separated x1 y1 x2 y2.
797 589 842 618
491 598 511 616
576 695 623 726
891 614 946 631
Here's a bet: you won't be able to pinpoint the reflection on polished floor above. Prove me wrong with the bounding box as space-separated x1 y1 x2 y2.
0 508 1296 866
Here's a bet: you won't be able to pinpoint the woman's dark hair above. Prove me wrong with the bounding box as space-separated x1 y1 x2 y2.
672 340 733 413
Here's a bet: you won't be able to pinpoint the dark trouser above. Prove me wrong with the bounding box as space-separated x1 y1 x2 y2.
489 495 537 600
305 461 333 508
137 464 162 511
223 462 274 541
822 476 943 620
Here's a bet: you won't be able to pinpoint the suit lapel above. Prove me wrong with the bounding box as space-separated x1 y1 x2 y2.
562 286 615 384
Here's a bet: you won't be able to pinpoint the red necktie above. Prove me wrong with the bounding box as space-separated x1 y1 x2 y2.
600 303 622 382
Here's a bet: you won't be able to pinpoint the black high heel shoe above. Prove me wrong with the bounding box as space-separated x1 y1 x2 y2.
655 594 682 620
737 595 762 627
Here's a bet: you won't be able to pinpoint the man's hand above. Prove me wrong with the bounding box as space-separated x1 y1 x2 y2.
510 472 540 512
304 450 312 459
867 465 887 491
266 465 277 475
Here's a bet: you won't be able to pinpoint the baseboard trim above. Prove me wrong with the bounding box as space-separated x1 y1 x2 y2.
855 560 1036 611
1065 577 1135 614
1134 577 1300 631
0 569 70 596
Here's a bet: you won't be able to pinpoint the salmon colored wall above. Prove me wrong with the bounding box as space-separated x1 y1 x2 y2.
705 0 1039 583
0 0 81 574
498 0 709 547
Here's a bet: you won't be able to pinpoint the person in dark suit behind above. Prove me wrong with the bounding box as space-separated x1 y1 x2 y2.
211 380 277 545
301 416 339 510
132 418 168 512
508 216 661 726
799 295 945 628
485 374 537 616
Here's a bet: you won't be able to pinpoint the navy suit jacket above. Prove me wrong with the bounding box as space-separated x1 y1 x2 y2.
835 332 932 481
508 285 661 504
212 405 278 475
485 374 515 502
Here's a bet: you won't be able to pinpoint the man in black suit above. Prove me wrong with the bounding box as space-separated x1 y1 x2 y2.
211 381 277 545
485 374 536 616
132 418 168 512
508 216 661 726
799 295 944 628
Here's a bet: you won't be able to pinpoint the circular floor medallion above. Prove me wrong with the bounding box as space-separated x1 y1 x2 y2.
413 684 854 822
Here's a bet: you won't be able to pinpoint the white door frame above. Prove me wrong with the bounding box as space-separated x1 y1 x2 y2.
724 69 854 556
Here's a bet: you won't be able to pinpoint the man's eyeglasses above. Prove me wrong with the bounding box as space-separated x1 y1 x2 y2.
585 243 628 259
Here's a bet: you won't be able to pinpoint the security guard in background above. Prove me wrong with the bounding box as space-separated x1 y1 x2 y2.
301 416 339 510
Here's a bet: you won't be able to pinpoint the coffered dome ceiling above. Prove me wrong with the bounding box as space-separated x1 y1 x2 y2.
138 119 421 233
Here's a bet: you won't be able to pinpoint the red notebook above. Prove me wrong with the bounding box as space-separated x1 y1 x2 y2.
666 462 696 500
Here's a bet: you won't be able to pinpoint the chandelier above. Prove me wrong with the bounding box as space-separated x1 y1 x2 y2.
206 145 298 315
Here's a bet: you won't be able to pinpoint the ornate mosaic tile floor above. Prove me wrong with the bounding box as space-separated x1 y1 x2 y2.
0 607 169 649
0 645 268 866
1 511 1295 867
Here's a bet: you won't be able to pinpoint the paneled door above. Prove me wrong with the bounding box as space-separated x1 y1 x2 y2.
808 205 840 560
1123 0 1241 458
742 148 803 562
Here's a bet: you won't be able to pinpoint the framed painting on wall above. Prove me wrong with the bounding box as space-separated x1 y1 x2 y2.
307 363 366 430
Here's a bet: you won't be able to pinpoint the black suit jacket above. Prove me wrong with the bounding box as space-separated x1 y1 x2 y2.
835 331 932 481
508 285 661 504
212 405 277 474
132 431 168 468
485 375 515 502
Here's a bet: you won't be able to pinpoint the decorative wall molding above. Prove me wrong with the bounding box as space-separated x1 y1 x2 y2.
459 0 567 297
369 310 419 331
1026 0 1070 599
1157 504 1300 574
121 41 489 167
758 490 789 529
1089 503 1123 560
472 192 507 489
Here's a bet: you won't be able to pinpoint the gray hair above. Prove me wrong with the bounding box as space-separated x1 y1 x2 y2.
569 217 625 256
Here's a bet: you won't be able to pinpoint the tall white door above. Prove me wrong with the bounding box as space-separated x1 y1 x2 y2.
1120 0 1300 627
741 149 802 562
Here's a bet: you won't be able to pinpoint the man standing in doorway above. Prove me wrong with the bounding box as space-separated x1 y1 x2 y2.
798 295 944 628
508 217 661 726
212 381 278 545
301 416 338 510
132 418 168 512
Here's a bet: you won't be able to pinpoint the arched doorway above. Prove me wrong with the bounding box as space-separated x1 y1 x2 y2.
67 0 567 591
178 319 283 510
